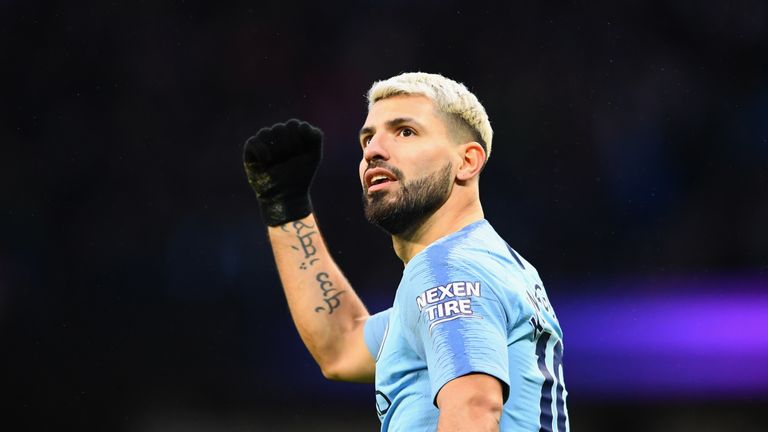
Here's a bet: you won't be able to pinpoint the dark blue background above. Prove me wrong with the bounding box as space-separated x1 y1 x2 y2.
2 1 766 430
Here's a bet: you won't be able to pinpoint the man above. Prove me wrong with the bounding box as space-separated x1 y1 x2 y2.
242 72 568 431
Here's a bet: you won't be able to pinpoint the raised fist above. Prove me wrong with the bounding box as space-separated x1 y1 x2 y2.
243 119 323 226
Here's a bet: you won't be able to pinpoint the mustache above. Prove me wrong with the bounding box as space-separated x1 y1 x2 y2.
365 160 404 181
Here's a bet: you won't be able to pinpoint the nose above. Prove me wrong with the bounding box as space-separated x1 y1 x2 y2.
363 132 391 163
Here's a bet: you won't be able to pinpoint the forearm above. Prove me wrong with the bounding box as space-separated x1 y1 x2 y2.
267 213 372 380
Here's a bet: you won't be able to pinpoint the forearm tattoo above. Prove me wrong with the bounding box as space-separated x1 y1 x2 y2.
281 220 345 314
314 272 345 314
282 220 320 270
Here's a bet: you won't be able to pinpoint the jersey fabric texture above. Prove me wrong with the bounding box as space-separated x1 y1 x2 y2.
364 219 569 431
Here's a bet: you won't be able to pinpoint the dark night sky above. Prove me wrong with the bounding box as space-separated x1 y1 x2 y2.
1 1 766 431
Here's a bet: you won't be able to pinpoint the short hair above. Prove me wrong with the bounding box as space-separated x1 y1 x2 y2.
366 72 494 160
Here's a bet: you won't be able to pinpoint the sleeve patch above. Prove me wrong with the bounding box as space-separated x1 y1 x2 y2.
415 281 483 331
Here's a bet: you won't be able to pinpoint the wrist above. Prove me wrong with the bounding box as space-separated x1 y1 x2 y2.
259 194 313 226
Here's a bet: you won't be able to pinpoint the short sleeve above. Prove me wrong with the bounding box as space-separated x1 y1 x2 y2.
403 262 511 405
364 308 391 360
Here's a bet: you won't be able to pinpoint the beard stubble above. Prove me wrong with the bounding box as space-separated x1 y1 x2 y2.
362 161 454 235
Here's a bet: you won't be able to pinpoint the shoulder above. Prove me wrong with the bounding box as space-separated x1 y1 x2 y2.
398 221 549 327
398 222 520 318
403 220 530 295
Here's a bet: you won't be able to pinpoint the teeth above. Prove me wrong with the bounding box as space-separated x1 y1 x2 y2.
371 175 390 185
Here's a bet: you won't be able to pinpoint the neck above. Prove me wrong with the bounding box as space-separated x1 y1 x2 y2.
391 195 484 264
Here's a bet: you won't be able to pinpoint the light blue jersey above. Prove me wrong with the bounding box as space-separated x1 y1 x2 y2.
364 220 568 431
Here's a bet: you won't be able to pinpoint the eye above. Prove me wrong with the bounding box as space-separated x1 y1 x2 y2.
399 127 415 137
361 135 372 147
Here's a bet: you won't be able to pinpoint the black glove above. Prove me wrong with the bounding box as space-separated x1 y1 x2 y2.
243 119 323 226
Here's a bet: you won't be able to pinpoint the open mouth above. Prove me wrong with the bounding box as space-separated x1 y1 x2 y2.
365 168 398 193
368 176 396 192
371 175 392 185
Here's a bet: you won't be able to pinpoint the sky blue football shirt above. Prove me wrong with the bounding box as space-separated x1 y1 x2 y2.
364 220 569 431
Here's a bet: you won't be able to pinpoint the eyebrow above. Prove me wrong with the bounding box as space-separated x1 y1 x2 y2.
359 117 423 138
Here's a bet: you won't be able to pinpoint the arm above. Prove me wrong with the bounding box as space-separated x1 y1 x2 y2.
402 258 510 430
267 213 375 382
242 119 374 383
436 374 504 432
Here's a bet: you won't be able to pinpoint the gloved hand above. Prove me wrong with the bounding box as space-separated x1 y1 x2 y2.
243 119 323 226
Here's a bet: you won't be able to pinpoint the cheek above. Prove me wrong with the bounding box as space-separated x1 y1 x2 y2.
414 152 443 172
358 160 366 185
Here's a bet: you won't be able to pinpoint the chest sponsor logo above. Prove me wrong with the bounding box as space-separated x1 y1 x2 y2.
415 281 482 331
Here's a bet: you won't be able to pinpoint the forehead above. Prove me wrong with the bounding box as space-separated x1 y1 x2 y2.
363 94 442 127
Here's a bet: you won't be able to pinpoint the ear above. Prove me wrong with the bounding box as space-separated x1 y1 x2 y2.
456 142 486 181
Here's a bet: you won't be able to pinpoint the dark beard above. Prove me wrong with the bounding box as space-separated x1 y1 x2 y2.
362 161 453 235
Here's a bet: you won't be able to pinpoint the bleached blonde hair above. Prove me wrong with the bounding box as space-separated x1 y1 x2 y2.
366 72 493 160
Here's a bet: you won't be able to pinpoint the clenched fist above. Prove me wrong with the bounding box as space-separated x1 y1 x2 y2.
243 119 323 226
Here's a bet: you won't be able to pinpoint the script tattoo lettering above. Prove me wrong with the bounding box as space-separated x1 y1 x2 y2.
285 220 320 270
314 272 345 314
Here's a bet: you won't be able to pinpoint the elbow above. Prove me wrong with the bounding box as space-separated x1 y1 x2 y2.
319 358 374 383
318 357 350 381
320 364 345 381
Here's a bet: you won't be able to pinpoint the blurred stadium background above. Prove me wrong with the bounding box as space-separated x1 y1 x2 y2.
1 1 766 431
